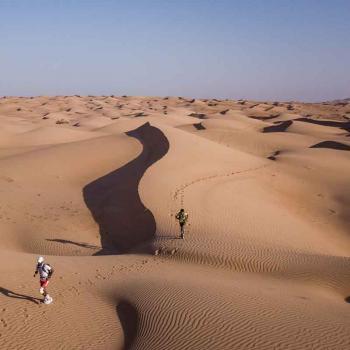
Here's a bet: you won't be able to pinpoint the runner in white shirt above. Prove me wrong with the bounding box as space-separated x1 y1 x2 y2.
33 256 54 304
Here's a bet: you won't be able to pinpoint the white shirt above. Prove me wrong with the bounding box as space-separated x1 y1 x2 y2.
37 263 52 280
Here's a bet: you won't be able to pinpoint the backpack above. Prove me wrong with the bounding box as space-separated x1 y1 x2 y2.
41 263 52 274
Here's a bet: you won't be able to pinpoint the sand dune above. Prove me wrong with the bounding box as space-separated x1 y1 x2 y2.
0 96 349 349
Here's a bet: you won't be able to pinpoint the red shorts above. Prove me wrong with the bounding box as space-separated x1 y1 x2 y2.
40 279 49 288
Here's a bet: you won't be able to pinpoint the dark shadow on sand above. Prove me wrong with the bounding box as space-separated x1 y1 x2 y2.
295 118 350 133
193 122 206 130
263 120 293 133
310 141 350 151
116 300 138 350
267 150 281 160
46 238 100 250
0 286 41 304
188 113 208 119
83 122 169 255
345 296 350 303
250 114 279 121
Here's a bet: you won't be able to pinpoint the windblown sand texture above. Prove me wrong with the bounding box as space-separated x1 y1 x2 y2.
0 95 349 349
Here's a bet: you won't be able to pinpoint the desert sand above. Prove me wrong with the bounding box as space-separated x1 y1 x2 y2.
0 95 349 349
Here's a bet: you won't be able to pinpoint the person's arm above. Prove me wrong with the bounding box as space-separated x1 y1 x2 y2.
175 213 180 220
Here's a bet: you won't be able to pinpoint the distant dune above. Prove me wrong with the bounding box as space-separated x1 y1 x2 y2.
0 95 349 349
327 97 350 105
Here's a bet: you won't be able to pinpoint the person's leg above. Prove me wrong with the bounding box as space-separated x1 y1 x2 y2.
180 224 184 239
44 280 49 297
39 280 44 296
40 280 49 298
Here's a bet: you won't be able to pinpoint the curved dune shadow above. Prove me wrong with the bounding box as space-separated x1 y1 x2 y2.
116 300 138 350
295 118 350 132
193 122 206 130
310 140 350 151
83 122 169 255
250 114 279 121
263 120 293 133
267 150 281 160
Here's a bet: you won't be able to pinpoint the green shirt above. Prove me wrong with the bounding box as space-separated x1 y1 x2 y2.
176 211 188 224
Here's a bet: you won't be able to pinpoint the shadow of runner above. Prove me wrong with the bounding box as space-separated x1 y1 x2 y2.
83 122 170 255
46 238 100 250
116 300 138 350
0 286 41 304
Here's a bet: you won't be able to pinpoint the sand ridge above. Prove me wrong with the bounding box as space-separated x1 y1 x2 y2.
0 95 349 349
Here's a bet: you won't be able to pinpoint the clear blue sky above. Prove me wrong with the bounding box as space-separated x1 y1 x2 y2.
1 0 349 101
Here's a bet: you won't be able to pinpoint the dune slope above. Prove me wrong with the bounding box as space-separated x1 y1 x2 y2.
0 95 349 350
